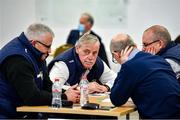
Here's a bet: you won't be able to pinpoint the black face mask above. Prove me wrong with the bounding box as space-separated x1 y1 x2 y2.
43 52 49 59
34 47 49 61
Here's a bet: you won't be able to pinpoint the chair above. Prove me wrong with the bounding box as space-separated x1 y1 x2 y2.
53 44 73 58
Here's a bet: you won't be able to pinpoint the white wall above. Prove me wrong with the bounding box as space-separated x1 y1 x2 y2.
0 0 36 47
0 0 2 47
0 0 180 71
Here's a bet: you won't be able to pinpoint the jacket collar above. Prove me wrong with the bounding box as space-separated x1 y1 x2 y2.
18 32 43 62
157 41 177 56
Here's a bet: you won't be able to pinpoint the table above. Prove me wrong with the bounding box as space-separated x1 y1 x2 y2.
17 94 136 119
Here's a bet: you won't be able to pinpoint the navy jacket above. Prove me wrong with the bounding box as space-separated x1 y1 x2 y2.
110 51 180 119
158 41 180 80
0 33 47 118
66 29 110 67
48 48 104 85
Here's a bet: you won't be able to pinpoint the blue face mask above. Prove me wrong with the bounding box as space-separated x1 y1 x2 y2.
78 24 85 33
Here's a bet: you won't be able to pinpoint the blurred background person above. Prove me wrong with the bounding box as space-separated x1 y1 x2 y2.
175 34 180 43
66 12 110 67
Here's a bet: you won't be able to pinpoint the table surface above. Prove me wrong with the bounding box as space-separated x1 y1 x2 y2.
17 93 136 117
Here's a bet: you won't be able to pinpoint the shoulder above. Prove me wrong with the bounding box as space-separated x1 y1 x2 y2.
90 31 101 40
70 29 79 34
1 55 33 72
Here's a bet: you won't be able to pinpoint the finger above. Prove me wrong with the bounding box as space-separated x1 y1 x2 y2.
151 47 156 55
124 46 130 53
71 88 80 93
126 46 134 55
146 48 151 53
71 84 78 89
121 46 133 57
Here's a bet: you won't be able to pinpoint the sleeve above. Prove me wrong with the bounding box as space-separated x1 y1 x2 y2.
49 61 70 90
43 66 67 100
43 71 53 92
110 64 136 106
66 30 73 44
99 62 117 89
2 56 52 106
165 58 180 78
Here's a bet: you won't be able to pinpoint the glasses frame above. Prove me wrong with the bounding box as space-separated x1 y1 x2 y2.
142 40 160 48
36 40 51 49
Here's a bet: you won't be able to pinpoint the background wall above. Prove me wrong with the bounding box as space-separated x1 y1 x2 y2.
0 0 36 47
0 0 2 47
0 0 179 71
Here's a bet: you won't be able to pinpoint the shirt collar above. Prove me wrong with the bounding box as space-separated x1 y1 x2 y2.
127 48 140 61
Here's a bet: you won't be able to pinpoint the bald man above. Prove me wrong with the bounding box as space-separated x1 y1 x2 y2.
110 33 180 119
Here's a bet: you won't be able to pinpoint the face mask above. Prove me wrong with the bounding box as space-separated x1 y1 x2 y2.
78 24 85 33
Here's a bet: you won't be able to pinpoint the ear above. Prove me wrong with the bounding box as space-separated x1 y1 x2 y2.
31 40 36 46
75 46 79 54
158 40 165 49
113 52 119 59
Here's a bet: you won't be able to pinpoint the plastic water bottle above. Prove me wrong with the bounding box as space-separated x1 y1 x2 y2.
51 78 62 109
80 70 89 107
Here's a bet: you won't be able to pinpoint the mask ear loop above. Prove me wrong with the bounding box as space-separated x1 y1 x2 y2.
30 40 36 46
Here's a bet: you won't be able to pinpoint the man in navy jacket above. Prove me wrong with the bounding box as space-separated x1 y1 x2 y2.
110 33 180 119
0 23 75 118
49 34 116 102
66 13 110 67
142 25 180 81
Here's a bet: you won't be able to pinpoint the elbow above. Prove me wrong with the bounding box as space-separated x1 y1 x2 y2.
110 93 126 107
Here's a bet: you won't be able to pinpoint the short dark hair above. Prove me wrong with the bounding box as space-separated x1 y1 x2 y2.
82 13 94 26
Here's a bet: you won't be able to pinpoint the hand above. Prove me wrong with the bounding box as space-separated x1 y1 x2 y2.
120 46 134 64
65 84 80 103
88 82 108 93
144 47 156 55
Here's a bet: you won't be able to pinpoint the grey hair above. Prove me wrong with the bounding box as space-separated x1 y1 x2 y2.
110 33 136 52
81 12 94 26
75 33 100 47
144 25 171 45
24 23 55 41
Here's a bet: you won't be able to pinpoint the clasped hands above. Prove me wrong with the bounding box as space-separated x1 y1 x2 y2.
64 82 108 103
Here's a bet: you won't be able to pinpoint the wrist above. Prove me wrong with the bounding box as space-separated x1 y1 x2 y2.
103 84 110 92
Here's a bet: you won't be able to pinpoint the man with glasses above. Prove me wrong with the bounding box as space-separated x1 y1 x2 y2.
110 33 180 119
49 34 116 100
142 25 180 81
0 23 76 118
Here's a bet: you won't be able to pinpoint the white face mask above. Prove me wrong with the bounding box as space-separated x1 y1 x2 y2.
78 24 85 33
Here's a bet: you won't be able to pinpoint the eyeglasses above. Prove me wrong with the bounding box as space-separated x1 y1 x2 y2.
36 40 51 49
142 40 159 48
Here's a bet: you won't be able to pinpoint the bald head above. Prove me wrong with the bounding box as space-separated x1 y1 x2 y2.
110 33 136 52
143 25 171 45
112 33 129 42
